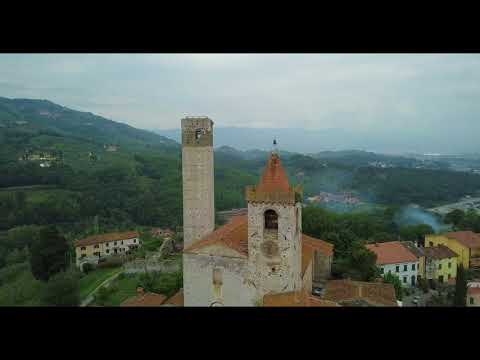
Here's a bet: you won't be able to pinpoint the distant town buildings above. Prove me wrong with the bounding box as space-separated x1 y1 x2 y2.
307 191 361 206
74 231 141 268
104 144 119 152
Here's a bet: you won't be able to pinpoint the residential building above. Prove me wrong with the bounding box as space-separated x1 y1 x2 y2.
321 279 398 306
366 241 419 287
74 231 141 268
423 245 458 285
467 281 480 307
425 231 480 269
402 241 426 279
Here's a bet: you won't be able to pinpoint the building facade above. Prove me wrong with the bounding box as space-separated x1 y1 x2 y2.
425 232 480 270
467 281 480 307
423 245 458 284
74 231 141 267
366 242 419 287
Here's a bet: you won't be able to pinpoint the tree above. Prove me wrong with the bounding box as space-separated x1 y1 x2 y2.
383 272 404 301
30 225 69 282
444 209 465 227
333 242 380 282
41 270 80 306
454 264 467 306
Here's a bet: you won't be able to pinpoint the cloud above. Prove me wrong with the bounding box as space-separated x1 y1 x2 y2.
0 53 480 152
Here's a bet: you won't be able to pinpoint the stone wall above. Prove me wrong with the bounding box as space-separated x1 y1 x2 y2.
246 201 303 302
182 117 215 248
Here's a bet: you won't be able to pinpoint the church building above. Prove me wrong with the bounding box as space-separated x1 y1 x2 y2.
181 117 334 306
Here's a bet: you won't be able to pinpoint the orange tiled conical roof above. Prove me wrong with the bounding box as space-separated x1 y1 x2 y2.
256 153 291 193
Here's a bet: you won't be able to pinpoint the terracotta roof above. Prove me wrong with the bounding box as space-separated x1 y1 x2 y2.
303 234 334 257
366 241 418 265
256 153 291 193
263 291 340 307
402 241 425 258
163 289 184 306
445 231 480 249
323 279 397 306
423 245 458 260
75 231 139 247
121 292 167 307
183 215 248 256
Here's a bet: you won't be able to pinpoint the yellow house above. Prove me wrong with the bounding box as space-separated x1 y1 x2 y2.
425 231 480 270
423 245 458 284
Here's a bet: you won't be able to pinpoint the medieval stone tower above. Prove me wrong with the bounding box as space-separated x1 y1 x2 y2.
246 149 303 299
181 117 215 248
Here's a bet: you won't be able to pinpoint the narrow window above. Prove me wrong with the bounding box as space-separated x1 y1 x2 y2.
396 266 399 273
94 244 99 249
403 265 407 272
403 276 407 284
429 241 433 247
81 247 86 251
438 263 442 270
471 297 475 305
412 264 416 271
448 262 451 269
380 267 384 274
134 239 137 243
213 268 223 286
264 209 278 229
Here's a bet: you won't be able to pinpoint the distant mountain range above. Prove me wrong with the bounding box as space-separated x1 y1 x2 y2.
154 126 480 155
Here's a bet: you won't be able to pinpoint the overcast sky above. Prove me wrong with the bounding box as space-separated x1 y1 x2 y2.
1 53 480 137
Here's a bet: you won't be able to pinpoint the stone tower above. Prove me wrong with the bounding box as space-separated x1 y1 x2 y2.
181 117 215 248
246 148 303 300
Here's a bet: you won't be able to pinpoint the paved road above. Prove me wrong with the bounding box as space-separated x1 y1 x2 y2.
80 269 124 307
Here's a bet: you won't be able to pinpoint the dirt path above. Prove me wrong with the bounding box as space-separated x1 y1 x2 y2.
80 269 124 307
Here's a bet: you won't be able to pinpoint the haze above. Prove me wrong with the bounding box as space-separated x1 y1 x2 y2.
1 53 480 154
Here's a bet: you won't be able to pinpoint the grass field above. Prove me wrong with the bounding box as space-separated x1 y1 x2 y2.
79 266 123 301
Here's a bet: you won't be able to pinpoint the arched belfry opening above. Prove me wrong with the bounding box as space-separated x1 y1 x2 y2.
264 209 278 230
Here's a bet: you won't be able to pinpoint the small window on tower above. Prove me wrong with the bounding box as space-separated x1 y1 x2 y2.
213 268 223 286
195 128 204 141
265 209 278 230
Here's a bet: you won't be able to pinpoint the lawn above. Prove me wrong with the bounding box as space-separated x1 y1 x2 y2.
92 270 183 306
78 266 123 300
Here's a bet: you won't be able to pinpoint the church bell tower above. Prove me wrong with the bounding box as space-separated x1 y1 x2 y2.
246 141 303 300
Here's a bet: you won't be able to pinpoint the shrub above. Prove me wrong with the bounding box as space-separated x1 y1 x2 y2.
82 262 95 274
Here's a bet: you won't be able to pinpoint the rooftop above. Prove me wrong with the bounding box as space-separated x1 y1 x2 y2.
121 289 167 307
263 291 340 307
366 241 418 265
74 231 140 247
423 244 458 260
445 231 480 249
256 153 291 193
163 289 184 306
322 279 397 307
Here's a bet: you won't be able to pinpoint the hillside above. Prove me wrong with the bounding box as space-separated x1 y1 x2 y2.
0 97 179 167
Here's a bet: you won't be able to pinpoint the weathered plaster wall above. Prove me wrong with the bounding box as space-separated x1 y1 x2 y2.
183 253 256 306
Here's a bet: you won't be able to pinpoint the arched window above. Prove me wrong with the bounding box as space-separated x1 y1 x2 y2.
264 209 278 230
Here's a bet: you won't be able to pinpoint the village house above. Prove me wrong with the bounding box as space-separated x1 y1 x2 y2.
74 231 141 268
467 281 480 307
366 241 419 287
425 231 480 270
423 245 458 285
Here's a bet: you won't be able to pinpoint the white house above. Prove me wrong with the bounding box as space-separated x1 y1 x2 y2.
366 241 419 287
